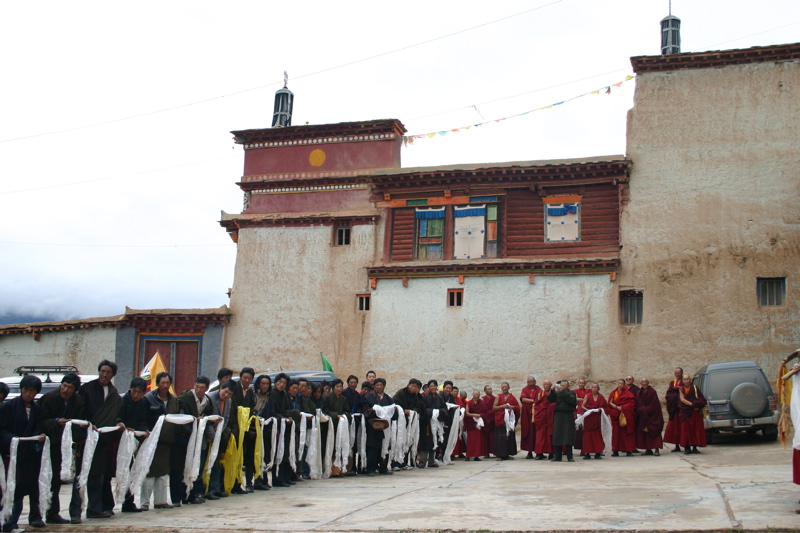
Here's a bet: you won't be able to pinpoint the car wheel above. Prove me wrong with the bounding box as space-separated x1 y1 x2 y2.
730 382 767 418
762 425 778 441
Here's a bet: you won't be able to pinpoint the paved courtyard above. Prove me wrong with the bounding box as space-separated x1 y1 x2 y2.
25 434 800 532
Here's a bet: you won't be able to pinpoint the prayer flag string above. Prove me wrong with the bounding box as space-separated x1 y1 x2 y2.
402 76 635 145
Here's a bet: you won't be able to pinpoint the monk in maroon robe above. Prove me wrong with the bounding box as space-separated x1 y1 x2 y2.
663 367 684 452
464 391 488 460
580 382 607 459
533 380 554 460
481 386 496 456
608 379 636 456
519 377 540 459
493 382 520 460
574 378 590 450
635 378 664 455
679 374 707 453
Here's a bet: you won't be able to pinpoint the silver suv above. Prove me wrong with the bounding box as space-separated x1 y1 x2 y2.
693 361 778 443
0 365 98 400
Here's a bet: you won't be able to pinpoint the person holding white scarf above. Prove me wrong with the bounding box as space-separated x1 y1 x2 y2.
363 378 394 475
36 372 84 525
175 376 213 504
141 372 180 509
0 375 46 531
204 379 237 499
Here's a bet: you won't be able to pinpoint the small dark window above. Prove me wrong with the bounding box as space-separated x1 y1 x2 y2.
758 278 785 306
448 289 463 307
357 294 370 311
620 290 643 325
335 226 351 246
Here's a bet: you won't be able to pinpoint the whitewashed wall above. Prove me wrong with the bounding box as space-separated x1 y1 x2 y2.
620 59 800 377
0 328 117 378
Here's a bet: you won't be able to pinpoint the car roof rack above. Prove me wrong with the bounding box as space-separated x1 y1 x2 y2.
14 365 79 376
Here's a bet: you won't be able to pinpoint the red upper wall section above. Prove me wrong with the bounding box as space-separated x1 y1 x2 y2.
232 119 406 179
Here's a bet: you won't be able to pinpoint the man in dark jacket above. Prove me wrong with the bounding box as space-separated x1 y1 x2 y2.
175 376 213 504
420 380 445 468
363 378 395 476
547 380 578 462
70 359 123 521
231 368 256 494
37 373 84 525
205 379 238 498
269 374 294 487
142 372 179 509
0 375 46 531
118 377 149 513
392 379 423 470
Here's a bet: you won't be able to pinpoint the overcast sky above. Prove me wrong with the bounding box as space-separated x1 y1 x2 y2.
1 1 798 324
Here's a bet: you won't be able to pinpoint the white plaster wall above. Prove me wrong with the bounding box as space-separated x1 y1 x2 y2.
620 60 800 377
224 223 379 373
363 275 619 393
0 328 117 378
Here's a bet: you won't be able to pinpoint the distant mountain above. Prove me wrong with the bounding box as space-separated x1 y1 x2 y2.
0 313 61 326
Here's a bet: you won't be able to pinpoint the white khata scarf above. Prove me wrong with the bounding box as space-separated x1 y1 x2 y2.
274 418 286 467
60 419 89 482
78 426 120 514
288 418 297 473
259 417 277 473
475 416 485 430
183 416 210 488
1 436 52 524
205 416 226 477
307 414 322 480
371 404 395 458
390 407 407 465
350 413 366 471
504 407 516 435
405 411 420 466
429 409 445 449
114 429 139 502
333 415 350 474
317 412 335 479
442 405 464 465
574 408 613 454
127 414 194 507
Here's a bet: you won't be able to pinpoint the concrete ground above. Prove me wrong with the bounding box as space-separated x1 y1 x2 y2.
18 433 800 532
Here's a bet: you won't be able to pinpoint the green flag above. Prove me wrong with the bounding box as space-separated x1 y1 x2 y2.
320 352 333 372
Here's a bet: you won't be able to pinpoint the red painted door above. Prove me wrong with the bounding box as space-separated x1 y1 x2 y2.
173 342 200 394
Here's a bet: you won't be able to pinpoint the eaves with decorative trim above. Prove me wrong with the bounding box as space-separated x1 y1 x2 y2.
231 119 407 147
239 169 374 185
631 42 800 74
370 159 630 192
247 184 367 195
367 258 619 279
221 214 379 231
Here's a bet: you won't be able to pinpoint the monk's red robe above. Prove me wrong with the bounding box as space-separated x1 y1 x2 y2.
608 388 636 452
464 399 488 458
581 392 607 454
574 387 590 449
533 389 554 455
635 386 664 450
493 393 520 458
481 395 495 455
519 385 540 452
663 378 682 445
679 385 707 448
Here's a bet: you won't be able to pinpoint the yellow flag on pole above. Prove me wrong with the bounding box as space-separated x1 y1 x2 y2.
140 351 174 394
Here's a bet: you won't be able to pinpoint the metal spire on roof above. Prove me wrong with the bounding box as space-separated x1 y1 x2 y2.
272 71 294 128
660 3 681 55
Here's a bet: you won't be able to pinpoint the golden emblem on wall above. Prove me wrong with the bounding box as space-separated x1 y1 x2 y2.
309 149 326 167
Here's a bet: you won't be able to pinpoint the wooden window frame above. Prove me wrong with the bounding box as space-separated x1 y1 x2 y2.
757 277 785 307
620 289 643 325
357 293 371 311
447 288 464 307
333 222 352 246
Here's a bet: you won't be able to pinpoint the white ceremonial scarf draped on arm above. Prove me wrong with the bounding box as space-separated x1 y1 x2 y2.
350 413 366 472
259 417 276 473
791 374 800 451
60 419 89 482
114 429 138 502
0 436 52 524
205 415 226 478
390 407 407 465
442 405 464 465
405 411 420 466
126 414 194 508
504 407 516 436
78 425 121 514
307 413 322 479
317 412 334 478
333 415 350 474
183 416 210 488
274 418 286 467
574 408 613 454
430 409 445 449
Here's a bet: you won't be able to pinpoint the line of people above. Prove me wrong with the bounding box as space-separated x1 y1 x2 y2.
0 362 708 531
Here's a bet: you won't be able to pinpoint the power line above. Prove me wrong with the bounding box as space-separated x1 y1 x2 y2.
0 1 563 144
0 241 233 248
0 154 238 195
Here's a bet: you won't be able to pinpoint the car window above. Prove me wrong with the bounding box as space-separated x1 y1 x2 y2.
706 369 766 398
